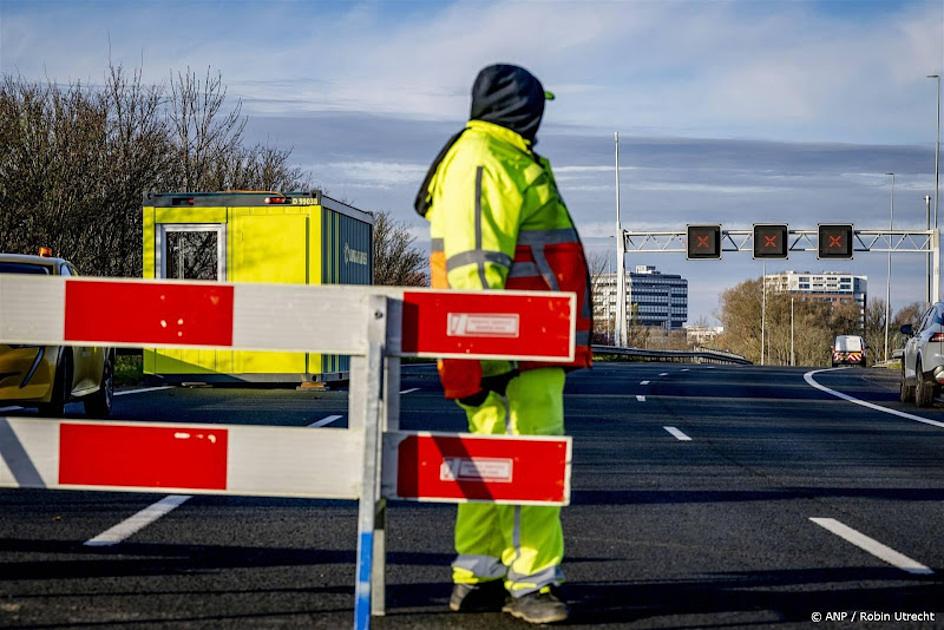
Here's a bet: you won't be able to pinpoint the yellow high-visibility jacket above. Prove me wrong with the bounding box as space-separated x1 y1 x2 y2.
418 119 592 398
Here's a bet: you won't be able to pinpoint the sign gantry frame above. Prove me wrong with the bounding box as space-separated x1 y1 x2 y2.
623 228 937 255
616 226 940 306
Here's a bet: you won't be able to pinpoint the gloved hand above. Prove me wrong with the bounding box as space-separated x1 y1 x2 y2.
438 360 518 405
437 359 483 400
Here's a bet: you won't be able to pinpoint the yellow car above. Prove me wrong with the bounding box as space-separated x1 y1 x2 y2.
0 252 114 417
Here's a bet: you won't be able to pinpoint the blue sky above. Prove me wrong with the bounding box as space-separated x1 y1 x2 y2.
2 0 943 323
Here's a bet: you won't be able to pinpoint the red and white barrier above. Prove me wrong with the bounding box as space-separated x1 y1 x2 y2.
0 276 575 360
0 275 577 629
0 420 572 506
0 418 362 498
384 431 571 505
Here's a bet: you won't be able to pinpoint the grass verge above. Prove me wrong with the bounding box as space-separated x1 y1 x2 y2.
114 354 144 387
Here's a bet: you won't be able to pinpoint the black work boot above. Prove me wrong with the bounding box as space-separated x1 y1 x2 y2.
449 579 507 612
502 587 569 624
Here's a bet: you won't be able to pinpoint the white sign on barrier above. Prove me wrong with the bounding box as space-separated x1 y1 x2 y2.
0 275 577 630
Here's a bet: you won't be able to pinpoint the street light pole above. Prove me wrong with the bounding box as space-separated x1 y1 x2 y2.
614 132 628 347
790 295 795 367
928 74 941 303
885 172 895 362
929 75 941 229
927 194 933 303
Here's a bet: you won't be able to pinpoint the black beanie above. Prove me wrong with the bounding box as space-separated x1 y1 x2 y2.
470 64 546 142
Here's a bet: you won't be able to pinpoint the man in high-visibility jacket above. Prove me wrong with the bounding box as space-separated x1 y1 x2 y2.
414 64 592 625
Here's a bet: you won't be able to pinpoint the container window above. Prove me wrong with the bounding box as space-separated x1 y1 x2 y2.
158 225 225 281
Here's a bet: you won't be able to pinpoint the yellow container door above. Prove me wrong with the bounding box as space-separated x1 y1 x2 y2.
151 213 227 375
229 211 309 375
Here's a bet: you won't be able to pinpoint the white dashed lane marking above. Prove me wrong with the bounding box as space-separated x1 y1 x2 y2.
659 372 669 377
636 395 646 402
84 495 191 547
114 386 173 397
810 518 934 575
663 426 692 441
640 380 650 386
86 404 344 547
399 387 421 395
308 414 343 428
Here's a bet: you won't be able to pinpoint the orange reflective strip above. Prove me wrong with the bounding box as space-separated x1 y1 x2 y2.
430 252 447 288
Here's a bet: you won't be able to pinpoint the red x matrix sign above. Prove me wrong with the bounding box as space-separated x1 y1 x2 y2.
686 225 722 259
817 224 854 259
753 224 789 259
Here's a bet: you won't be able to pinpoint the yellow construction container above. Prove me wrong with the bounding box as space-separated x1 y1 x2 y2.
142 191 373 383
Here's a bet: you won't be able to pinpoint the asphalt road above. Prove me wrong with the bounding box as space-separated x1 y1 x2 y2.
1 362 943 628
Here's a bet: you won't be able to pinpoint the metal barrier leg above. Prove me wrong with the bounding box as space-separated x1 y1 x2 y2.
353 296 388 630
371 349 400 617
371 498 386 617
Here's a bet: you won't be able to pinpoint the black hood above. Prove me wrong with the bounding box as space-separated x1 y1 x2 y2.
470 64 546 143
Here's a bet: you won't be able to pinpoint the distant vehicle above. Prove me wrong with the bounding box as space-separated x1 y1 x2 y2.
899 302 944 407
831 335 867 367
0 251 114 417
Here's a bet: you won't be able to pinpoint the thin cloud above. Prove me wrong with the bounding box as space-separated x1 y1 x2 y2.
3 1 941 143
4 0 940 323
310 161 428 188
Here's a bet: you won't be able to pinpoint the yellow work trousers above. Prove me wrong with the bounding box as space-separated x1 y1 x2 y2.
452 367 566 597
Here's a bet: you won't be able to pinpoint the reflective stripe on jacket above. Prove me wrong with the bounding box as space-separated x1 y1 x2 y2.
420 120 592 397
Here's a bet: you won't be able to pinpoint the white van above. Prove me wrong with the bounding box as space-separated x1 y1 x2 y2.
832 335 867 367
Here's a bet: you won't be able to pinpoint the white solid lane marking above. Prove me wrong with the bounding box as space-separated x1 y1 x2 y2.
308 414 343 428
804 368 944 429
636 395 646 402
114 386 173 397
640 380 650 386
399 387 421 394
659 372 669 377
663 426 692 441
84 495 191 547
810 518 934 575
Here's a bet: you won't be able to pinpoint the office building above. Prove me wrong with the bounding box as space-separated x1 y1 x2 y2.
764 270 867 327
593 265 688 332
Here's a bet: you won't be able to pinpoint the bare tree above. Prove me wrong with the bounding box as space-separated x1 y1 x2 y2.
164 67 311 193
166 67 245 192
0 63 313 278
587 251 613 344
716 277 861 366
371 211 427 286
863 298 887 362
891 301 926 353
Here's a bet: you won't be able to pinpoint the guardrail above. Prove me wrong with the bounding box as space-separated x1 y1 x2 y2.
591 344 752 365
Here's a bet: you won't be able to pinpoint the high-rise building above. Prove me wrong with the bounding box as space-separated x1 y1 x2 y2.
593 265 688 333
764 270 868 327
